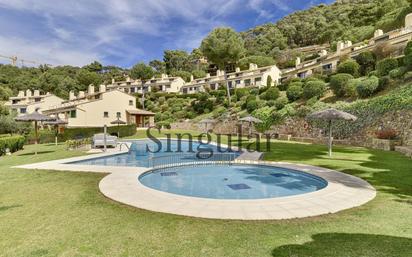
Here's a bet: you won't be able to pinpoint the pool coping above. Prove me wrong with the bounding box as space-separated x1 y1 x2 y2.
14 139 376 220
98 160 375 220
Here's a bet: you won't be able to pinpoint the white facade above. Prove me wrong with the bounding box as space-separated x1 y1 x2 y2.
106 74 185 94
4 90 64 116
42 87 154 128
180 63 281 94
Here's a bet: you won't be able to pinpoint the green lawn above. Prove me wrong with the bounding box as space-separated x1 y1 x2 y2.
0 134 411 257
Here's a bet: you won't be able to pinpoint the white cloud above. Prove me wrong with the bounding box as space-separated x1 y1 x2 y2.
0 35 99 67
0 0 308 66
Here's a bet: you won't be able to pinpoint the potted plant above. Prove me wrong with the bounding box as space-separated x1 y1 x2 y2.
371 128 401 151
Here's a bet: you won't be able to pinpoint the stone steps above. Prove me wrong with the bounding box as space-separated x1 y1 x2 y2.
395 146 412 158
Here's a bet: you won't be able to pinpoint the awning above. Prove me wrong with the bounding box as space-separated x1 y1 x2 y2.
127 109 155 116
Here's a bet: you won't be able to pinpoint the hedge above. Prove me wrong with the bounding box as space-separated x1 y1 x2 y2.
0 135 25 155
25 124 137 144
59 124 137 141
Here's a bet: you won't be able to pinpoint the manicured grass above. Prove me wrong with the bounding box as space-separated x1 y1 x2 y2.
0 136 411 257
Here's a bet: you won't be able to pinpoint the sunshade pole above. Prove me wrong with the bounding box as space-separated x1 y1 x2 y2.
328 120 332 157
34 121 38 155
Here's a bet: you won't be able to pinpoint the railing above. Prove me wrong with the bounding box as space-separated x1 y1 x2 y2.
148 152 236 169
118 142 130 151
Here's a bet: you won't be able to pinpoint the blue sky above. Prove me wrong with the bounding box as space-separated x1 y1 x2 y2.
0 0 334 68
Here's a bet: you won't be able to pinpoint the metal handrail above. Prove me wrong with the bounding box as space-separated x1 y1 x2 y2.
118 142 130 151
148 152 236 169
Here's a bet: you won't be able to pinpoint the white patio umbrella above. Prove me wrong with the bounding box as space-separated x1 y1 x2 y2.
307 108 357 157
239 116 263 138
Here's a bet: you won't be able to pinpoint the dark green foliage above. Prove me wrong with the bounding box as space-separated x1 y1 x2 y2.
170 70 191 82
356 76 380 98
238 56 276 70
303 80 326 99
378 76 392 91
337 59 360 77
286 83 304 101
389 67 407 79
262 87 280 100
191 70 207 79
403 41 412 70
200 27 246 69
130 63 155 81
0 135 25 155
266 76 273 87
355 51 376 75
235 88 251 99
376 58 398 76
55 125 136 142
246 100 258 113
329 73 354 97
274 96 289 110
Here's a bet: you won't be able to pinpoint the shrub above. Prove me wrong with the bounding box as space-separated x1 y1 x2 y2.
0 135 25 155
337 59 360 77
252 106 277 133
356 76 379 98
274 96 289 110
329 73 354 97
376 58 398 76
378 76 391 91
355 51 376 76
56 124 137 142
303 80 326 99
346 79 361 97
389 67 406 79
375 129 398 140
286 83 303 101
262 87 280 100
212 106 226 118
246 100 258 113
235 88 250 99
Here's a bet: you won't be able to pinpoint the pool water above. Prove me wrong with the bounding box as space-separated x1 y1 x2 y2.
139 165 327 199
69 139 239 168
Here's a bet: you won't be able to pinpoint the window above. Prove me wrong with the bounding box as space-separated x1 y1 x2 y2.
116 112 121 118
70 110 76 118
104 112 109 118
245 79 251 86
236 80 241 85
95 95 100 100
130 87 136 93
20 108 27 114
34 97 41 102
129 100 134 106
255 77 262 82
12 100 19 104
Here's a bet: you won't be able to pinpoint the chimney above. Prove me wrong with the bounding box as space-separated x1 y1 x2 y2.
111 78 115 84
18 91 24 97
319 50 327 57
336 41 345 53
190 75 194 82
26 89 32 97
405 13 412 28
216 70 221 76
126 76 131 82
249 63 255 70
78 91 85 98
206 73 210 78
345 40 352 48
69 91 76 100
161 73 168 79
235 67 240 72
374 29 384 38
33 90 40 96
88 84 95 95
295 57 301 68
99 84 106 93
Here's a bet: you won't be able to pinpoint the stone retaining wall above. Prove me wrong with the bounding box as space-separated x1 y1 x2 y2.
171 110 412 147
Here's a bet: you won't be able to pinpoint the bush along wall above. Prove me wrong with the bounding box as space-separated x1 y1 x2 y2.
24 124 137 144
58 124 137 142
0 135 25 155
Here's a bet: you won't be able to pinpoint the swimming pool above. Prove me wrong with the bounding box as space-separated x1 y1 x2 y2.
139 164 327 199
69 139 239 168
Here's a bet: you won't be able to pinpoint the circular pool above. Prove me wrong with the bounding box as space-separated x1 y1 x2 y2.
139 164 327 199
